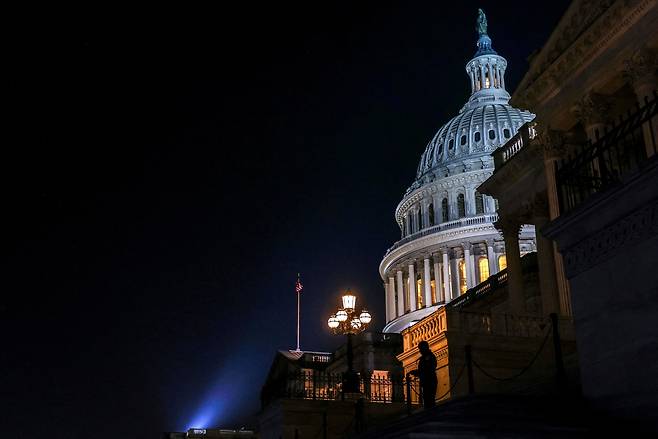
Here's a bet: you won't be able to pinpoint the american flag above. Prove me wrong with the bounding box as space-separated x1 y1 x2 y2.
295 275 303 294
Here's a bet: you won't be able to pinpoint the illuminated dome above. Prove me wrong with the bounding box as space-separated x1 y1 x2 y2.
380 10 537 333
414 103 533 184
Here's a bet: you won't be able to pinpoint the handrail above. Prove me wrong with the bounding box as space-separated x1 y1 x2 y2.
493 121 538 168
447 268 508 310
384 213 498 257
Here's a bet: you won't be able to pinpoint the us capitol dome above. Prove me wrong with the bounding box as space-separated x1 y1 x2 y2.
381 11 537 333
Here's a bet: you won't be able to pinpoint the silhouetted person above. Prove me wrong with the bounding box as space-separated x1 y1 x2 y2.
410 340 437 408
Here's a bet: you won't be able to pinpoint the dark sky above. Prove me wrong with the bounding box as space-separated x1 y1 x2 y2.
5 2 571 438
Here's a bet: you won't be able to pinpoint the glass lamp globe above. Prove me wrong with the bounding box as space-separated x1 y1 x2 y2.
359 309 372 324
336 309 348 322
350 317 362 330
328 315 339 329
341 290 357 310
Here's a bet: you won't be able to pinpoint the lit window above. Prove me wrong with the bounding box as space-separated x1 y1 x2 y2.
498 255 507 270
485 75 490 88
416 278 423 307
430 279 436 304
458 260 467 294
478 257 489 282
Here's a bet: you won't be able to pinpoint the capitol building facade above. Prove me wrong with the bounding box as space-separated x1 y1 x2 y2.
381 23 537 333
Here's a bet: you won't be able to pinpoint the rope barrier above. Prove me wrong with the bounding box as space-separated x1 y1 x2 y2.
406 362 466 402
470 319 552 382
434 362 466 402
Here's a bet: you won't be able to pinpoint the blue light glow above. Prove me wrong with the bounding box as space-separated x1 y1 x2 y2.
184 369 247 430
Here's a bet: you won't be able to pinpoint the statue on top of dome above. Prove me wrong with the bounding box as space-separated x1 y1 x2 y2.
476 9 488 36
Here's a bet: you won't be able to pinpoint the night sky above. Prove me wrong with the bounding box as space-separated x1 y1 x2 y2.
5 2 571 438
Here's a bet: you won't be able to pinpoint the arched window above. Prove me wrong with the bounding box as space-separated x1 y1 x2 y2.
474 132 481 142
457 193 465 218
475 192 484 214
488 129 496 140
428 203 434 226
417 209 422 231
503 128 511 138
460 135 467 146
438 144 444 155
458 260 467 295
485 71 491 88
478 257 489 282
449 138 454 149
498 254 507 271
441 198 448 222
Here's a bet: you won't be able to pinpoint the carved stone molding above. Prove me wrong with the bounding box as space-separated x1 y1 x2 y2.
571 91 612 127
623 47 658 87
515 0 651 109
534 124 571 161
494 216 522 236
562 199 658 277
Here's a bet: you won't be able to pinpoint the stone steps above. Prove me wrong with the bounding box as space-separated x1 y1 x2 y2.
357 394 648 439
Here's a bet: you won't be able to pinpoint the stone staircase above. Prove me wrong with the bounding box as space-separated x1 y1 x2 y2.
357 394 655 438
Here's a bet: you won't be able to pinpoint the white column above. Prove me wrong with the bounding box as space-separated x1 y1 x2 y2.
442 249 451 301
450 256 460 298
421 201 428 230
486 239 496 276
388 277 397 320
408 263 417 311
463 243 473 289
465 187 476 216
423 258 432 307
433 255 442 303
448 191 456 220
469 249 477 286
432 194 441 225
384 282 390 322
396 270 404 315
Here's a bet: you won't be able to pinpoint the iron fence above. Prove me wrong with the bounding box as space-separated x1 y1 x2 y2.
263 370 414 406
556 92 657 215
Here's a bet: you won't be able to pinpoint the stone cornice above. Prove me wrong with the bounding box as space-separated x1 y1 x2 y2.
513 0 655 110
379 223 501 278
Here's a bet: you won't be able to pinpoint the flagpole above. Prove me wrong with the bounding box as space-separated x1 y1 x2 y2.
296 285 300 351
296 273 301 352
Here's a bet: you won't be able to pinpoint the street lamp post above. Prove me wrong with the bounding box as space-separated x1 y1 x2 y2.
327 289 372 394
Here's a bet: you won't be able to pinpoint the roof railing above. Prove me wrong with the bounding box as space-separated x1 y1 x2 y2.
384 213 498 257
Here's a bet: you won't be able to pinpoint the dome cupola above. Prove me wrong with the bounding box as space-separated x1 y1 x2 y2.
410 9 534 191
